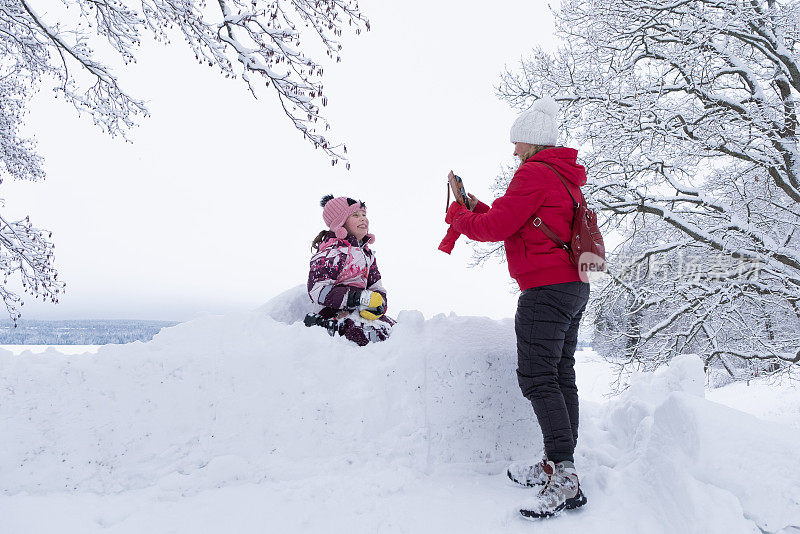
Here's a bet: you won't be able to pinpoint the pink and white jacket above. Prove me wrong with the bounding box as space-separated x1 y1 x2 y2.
307 232 387 314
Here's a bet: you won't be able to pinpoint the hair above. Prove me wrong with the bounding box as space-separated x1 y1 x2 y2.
311 229 329 251
312 195 335 251
518 144 554 168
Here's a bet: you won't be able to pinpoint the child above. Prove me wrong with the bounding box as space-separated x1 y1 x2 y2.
306 195 395 346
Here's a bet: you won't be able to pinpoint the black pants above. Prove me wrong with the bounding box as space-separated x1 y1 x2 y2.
515 281 590 463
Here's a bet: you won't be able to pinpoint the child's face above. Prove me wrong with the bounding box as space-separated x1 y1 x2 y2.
343 209 369 241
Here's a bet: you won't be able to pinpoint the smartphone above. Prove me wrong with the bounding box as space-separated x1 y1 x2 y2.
454 175 468 205
448 171 471 211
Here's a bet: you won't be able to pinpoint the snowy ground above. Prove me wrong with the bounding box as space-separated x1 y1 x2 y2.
1 286 799 534
0 345 100 355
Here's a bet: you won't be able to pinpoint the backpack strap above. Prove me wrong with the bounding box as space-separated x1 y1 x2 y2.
535 161 580 208
532 216 569 251
529 162 580 251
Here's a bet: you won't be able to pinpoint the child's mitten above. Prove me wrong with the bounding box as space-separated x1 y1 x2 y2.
347 290 386 320
359 303 387 321
347 289 384 310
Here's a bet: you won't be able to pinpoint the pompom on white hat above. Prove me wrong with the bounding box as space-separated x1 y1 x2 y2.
509 96 560 146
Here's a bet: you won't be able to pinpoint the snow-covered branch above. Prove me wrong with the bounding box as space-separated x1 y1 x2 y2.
2 0 368 171
0 212 65 323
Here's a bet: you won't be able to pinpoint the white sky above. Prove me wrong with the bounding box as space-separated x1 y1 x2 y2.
5 0 558 321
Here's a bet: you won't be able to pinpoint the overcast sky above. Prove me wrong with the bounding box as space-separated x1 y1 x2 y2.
5 0 558 321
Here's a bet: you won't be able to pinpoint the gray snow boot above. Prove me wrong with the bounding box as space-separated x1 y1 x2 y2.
519 460 587 519
506 458 548 487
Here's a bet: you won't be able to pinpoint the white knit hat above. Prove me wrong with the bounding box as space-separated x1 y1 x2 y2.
509 96 560 145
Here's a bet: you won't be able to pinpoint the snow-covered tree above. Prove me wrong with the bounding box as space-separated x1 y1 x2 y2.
494 0 800 378
0 0 367 321
0 213 63 323
3 0 367 164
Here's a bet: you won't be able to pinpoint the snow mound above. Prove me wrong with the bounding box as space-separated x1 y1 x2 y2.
1 287 798 533
257 283 309 324
578 354 800 533
1 293 532 496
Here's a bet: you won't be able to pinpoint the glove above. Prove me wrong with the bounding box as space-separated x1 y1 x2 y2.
359 303 387 321
439 225 462 254
445 201 468 225
347 290 386 320
347 289 384 309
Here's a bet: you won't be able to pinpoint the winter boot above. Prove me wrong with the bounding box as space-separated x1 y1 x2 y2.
506 458 548 487
519 460 587 519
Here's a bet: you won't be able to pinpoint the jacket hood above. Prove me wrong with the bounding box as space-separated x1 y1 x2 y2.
526 147 587 187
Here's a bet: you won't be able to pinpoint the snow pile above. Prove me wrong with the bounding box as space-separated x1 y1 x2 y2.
578 355 800 533
1 286 799 533
1 286 538 495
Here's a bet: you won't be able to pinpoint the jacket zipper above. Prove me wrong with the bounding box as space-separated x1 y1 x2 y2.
360 242 371 289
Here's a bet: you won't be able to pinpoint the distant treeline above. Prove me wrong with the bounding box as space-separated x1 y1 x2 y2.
0 320 180 345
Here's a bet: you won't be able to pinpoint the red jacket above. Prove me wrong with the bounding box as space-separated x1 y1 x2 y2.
441 147 585 290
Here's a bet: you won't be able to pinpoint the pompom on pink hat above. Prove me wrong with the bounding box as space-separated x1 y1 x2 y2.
321 195 375 244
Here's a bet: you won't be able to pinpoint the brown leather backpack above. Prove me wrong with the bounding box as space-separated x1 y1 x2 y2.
533 162 606 279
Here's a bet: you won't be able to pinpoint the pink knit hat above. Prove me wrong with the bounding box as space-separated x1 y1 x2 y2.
320 195 375 243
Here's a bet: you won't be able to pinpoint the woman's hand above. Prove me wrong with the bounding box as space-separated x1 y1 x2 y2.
447 172 480 211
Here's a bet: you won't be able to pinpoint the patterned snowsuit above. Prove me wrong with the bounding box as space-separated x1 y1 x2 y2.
307 231 395 346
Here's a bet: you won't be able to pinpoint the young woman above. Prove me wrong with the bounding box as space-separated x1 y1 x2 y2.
442 97 590 518
306 195 394 346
